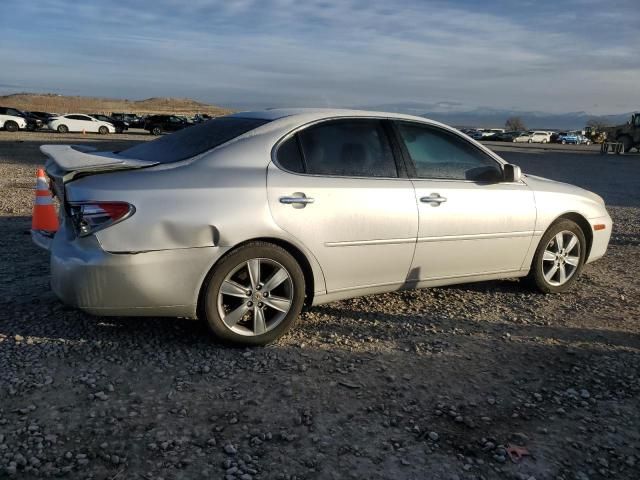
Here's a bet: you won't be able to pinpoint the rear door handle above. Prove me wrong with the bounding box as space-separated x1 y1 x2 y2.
280 193 315 208
420 193 447 206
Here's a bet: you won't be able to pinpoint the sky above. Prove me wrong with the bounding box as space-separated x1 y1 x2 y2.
0 0 638 114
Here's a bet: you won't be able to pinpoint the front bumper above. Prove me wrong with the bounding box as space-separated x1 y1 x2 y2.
35 228 228 317
586 214 613 264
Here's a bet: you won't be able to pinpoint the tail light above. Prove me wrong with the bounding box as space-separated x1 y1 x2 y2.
69 202 134 237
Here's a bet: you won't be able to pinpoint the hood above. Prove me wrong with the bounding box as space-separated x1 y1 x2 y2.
524 174 605 205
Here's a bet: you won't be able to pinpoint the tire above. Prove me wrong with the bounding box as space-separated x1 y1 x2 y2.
57 124 69 134
4 121 18 132
201 242 306 345
619 136 633 153
528 219 587 294
561 140 566 144
115 127 123 134
98 126 108 135
528 139 532 143
151 126 162 135
542 139 548 144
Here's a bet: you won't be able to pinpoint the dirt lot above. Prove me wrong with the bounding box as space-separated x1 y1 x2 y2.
0 131 638 480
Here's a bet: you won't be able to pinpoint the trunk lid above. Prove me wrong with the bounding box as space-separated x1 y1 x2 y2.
41 144 157 216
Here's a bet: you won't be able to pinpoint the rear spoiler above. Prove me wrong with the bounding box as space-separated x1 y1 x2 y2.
40 144 158 181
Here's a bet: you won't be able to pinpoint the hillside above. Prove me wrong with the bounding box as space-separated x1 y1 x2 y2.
0 93 232 116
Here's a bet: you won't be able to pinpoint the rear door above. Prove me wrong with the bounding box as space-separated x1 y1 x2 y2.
393 121 536 281
267 118 418 293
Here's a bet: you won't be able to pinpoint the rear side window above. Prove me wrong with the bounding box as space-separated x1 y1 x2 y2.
276 136 305 173
286 119 397 178
121 116 270 163
397 122 502 182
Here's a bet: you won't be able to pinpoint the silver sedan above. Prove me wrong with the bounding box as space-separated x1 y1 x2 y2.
34 109 612 345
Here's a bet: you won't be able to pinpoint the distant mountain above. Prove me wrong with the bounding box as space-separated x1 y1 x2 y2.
360 102 634 130
0 93 231 116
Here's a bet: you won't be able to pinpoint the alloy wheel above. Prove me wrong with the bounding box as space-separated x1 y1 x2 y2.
542 231 581 286
217 258 294 336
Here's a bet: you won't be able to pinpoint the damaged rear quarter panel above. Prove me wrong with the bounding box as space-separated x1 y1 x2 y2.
65 139 278 253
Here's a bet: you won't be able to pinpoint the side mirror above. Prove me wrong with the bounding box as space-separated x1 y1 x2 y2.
503 163 522 182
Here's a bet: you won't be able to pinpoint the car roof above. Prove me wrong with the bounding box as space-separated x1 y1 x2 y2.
229 107 436 124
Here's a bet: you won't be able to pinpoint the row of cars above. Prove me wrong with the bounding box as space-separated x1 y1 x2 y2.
0 108 214 135
460 128 593 145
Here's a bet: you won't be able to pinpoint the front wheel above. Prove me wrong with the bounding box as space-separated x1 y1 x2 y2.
202 242 306 345
57 124 69 133
542 139 548 144
151 126 162 135
528 219 586 293
98 126 108 135
528 139 532 143
4 121 18 132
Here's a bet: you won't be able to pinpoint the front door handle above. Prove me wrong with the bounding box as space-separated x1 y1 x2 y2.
420 193 447 206
280 193 315 208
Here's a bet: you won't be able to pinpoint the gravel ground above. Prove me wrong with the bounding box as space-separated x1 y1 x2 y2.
0 131 639 480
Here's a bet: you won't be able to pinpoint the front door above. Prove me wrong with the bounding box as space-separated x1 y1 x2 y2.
267 118 418 292
393 121 536 281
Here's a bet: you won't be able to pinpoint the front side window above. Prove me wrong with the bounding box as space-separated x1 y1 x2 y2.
397 122 502 182
294 119 397 178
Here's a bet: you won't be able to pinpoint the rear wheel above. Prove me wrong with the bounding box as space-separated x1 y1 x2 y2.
542 139 548 144
98 126 108 135
151 126 162 135
528 139 532 143
561 140 566 144
4 121 18 132
202 242 306 345
57 124 69 133
528 219 586 293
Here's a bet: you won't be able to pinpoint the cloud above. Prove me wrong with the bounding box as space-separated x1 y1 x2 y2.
0 0 638 113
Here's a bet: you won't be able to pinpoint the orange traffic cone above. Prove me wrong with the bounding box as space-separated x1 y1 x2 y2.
32 168 59 232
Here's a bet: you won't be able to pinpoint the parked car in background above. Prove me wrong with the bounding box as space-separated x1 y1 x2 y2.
91 114 129 133
47 114 116 134
0 107 43 131
0 109 28 131
485 131 522 142
28 111 55 122
193 113 213 123
143 115 191 135
557 132 580 144
527 131 551 143
111 113 145 128
513 132 533 143
34 109 612 345
577 134 592 145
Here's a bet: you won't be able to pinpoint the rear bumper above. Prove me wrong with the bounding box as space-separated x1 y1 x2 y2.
586 214 612 264
41 228 228 317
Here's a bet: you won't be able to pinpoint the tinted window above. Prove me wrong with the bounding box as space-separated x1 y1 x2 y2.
276 136 304 173
121 116 270 163
297 120 397 177
397 122 502 182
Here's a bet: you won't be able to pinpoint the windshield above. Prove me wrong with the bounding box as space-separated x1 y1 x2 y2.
120 116 270 163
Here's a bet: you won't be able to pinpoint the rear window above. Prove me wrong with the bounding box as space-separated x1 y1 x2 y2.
120 116 270 163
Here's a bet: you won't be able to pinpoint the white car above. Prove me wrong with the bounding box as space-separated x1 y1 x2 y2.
527 131 551 144
47 114 115 134
0 112 27 132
